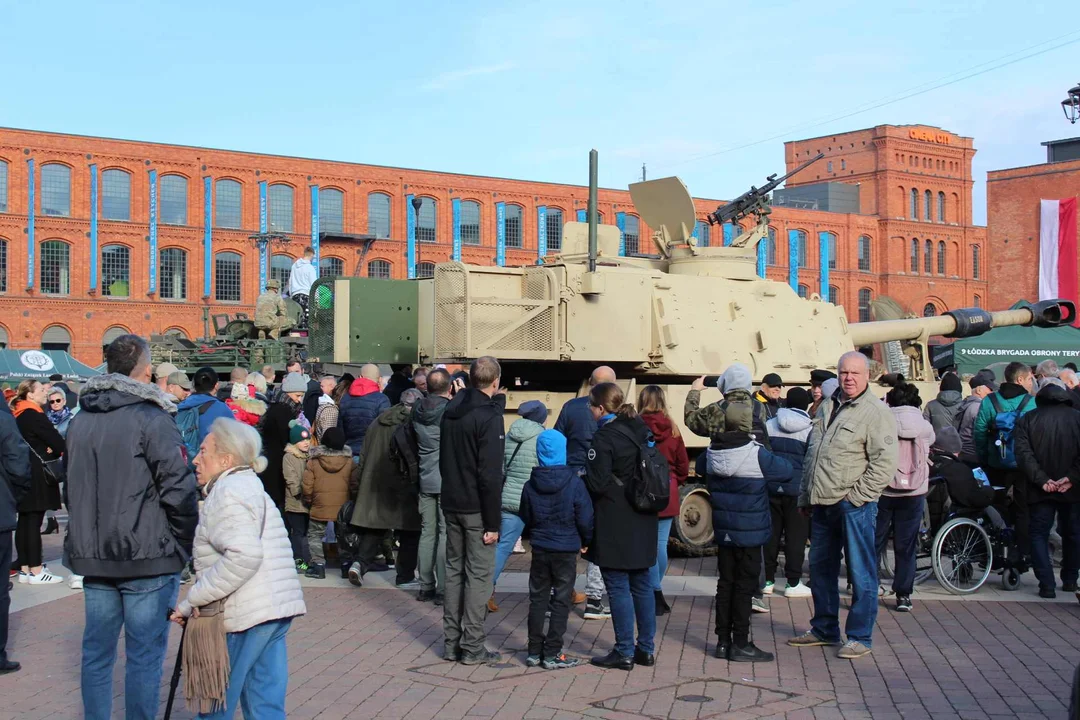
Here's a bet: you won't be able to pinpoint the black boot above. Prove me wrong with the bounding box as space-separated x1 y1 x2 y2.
654 590 671 616
633 648 655 666
728 642 774 663
43 516 59 535
713 638 731 659
590 650 634 671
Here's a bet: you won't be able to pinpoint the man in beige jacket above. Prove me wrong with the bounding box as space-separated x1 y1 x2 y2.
790 351 898 660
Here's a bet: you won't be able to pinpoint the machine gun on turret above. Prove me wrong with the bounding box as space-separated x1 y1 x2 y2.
706 152 824 235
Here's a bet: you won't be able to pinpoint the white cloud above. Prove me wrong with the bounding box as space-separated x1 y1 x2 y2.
420 62 515 91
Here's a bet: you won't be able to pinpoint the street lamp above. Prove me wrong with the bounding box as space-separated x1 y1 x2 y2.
1063 83 1080 124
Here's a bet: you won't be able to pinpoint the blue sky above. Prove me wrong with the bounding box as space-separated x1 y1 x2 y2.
3 0 1078 223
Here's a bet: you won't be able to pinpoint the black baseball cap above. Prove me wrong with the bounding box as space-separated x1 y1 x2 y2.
761 373 783 388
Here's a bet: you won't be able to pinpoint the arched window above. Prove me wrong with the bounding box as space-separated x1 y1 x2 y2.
461 200 480 245
319 188 344 233
0 239 6 293
160 175 188 225
102 326 129 360
924 189 932 221
101 245 130 298
215 251 241 302
270 254 293 289
416 262 436 279
101 169 131 221
974 294 981 308
0 160 7 212
41 163 71 217
268 184 294 233
624 215 640 255
416 197 436 244
0 325 6 349
40 240 70 295
797 284 809 299
972 245 981 280
794 230 808 268
367 193 391 239
910 239 919 273
215 179 242 229
857 235 871 272
546 208 564 251
924 239 933 274
823 232 837 269
828 285 839 305
160 248 186 300
910 188 918 219
164 327 188 338
858 288 873 323
367 259 391 279
937 191 946 222
41 325 71 352
937 240 946 275
767 227 777 265
923 302 937 317
505 204 523 248
694 220 710 247
319 257 343 277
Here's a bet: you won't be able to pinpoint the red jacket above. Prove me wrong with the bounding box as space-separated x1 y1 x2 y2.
641 412 689 518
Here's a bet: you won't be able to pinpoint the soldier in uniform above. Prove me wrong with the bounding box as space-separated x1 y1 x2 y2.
255 278 294 339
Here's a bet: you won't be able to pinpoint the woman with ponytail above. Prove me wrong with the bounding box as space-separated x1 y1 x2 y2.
584 383 659 671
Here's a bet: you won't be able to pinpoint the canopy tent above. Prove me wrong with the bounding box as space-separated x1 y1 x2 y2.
944 301 1080 377
0 349 102 383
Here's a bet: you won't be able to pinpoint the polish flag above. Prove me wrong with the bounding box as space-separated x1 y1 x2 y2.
1039 198 1079 320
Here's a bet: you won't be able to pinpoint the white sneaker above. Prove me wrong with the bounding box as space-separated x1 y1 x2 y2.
512 538 526 554
762 581 774 595
17 571 30 584
26 570 63 585
69 575 84 590
784 581 812 598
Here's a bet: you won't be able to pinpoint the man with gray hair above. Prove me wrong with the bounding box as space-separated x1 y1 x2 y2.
65 334 199 719
1036 359 1060 383
790 351 898 660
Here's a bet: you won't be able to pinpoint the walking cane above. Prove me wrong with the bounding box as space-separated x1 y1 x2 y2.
163 620 186 720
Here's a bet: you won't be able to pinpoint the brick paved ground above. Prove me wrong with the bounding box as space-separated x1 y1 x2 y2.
3 575 1078 720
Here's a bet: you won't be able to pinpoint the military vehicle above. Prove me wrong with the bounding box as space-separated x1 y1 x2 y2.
307 153 1075 554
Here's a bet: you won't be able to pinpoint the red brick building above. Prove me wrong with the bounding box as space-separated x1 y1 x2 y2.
0 125 987 365
987 138 1080 310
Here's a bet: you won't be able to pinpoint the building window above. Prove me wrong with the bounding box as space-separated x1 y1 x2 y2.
367 259 391 279
319 257 343 277
160 248 186 300
624 215 640 255
910 239 919 273
461 200 480 245
857 235 871 272
215 251 241 302
101 326 129 359
828 285 839 305
924 239 933 274
101 169 131 221
416 261 435 279
368 193 391 239
858 288 872 323
937 240 946 275
416 197 436 244
923 302 937 317
827 161 833 173
823 232 837 269
101 245 130 297
41 325 71 353
270 254 293 289
160 175 188 225
268 184 294 233
694 220 710 247
924 190 932 221
974 294 981 308
319 188 344 233
938 191 946 223
795 230 807 268
215 179 242 229
505 204 522 248
841 159 846 171
0 239 6 293
547 208 563 251
972 245 980 279
910 188 918 220
0 160 7 212
797 284 809 299
41 164 71 217
40 240 70 295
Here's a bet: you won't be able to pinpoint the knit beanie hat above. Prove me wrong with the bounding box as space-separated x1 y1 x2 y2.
282 372 307 394
717 363 752 394
939 372 962 393
785 387 812 412
932 425 962 455
289 420 310 445
518 399 549 425
320 427 345 451
535 429 567 467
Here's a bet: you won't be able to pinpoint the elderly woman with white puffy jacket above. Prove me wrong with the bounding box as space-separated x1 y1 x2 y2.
170 417 306 719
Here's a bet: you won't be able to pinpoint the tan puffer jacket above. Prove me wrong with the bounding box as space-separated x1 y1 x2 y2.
283 445 309 514
177 467 306 633
301 445 354 521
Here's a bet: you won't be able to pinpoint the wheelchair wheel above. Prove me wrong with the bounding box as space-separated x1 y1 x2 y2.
1002 567 1021 591
932 517 993 595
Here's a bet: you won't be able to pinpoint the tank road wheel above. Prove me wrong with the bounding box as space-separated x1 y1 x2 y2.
669 484 716 558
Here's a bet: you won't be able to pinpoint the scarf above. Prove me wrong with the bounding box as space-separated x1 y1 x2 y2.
47 406 72 426
598 413 616 428
12 399 43 418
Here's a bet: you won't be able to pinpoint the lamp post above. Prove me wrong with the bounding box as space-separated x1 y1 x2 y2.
1063 83 1080 124
411 196 423 277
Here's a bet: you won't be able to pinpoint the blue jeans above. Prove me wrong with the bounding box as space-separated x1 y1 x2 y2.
601 568 656 657
650 518 673 591
874 495 925 596
81 573 180 720
1029 500 1080 593
809 500 878 646
492 511 526 585
198 618 292 719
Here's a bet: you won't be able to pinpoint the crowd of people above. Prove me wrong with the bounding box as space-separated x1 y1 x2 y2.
1 336 1079 716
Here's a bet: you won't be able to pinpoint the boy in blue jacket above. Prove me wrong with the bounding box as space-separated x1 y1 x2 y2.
519 430 593 669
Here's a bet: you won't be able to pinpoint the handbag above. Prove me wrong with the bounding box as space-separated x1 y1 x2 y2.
29 445 65 485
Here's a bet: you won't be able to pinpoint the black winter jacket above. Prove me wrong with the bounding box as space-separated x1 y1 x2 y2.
64 374 199 578
584 415 658 570
519 465 593 553
260 399 300 508
1014 384 1080 504
0 402 31 532
13 402 64 513
439 388 506 531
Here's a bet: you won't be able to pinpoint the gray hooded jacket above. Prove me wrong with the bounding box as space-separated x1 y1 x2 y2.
923 390 963 436
412 394 450 494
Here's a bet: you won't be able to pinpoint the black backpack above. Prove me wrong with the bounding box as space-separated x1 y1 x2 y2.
611 424 671 513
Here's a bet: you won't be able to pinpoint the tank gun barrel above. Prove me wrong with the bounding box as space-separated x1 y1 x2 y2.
849 300 1076 347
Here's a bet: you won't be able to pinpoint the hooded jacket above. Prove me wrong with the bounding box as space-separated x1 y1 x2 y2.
1014 384 1080 504
439 388 506 531
685 367 771 448
923 390 964 436
519 469 593 553
338 377 390 451
412 394 450 494
12 399 64 513
765 408 812 496
754 391 782 420
64 374 199 578
886 405 935 497
350 404 422 531
974 382 1035 468
288 256 318 297
0 401 31 533
956 393 983 464
502 418 545 513
302 444 354 521
553 395 597 470
283 443 310 514
176 392 235 446
226 385 267 427
706 432 792 547
640 412 689 518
